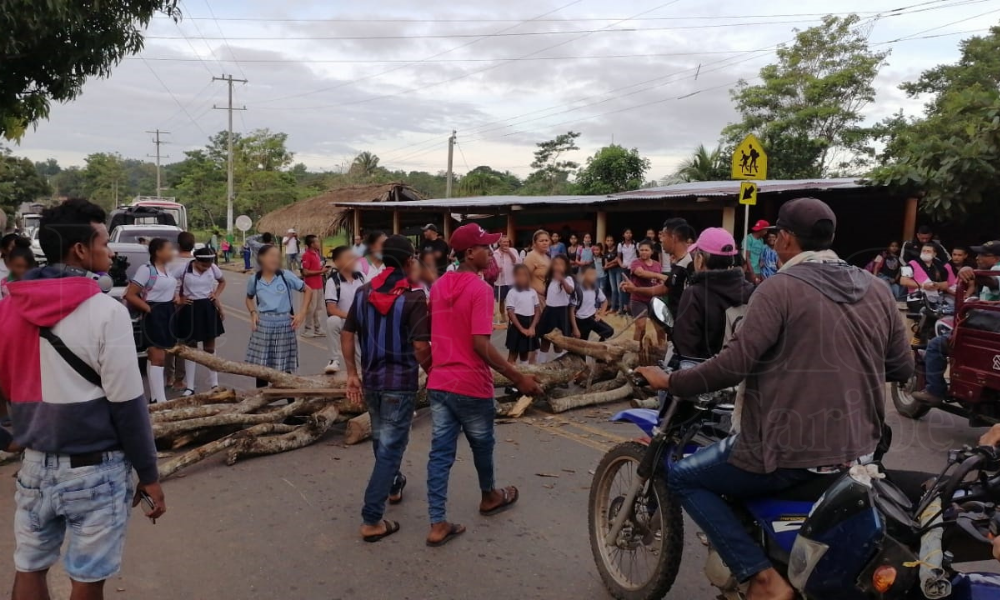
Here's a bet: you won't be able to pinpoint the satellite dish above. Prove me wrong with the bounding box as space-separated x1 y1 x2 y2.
235 215 253 232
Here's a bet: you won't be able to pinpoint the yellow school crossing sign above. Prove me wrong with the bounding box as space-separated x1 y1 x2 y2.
732 134 767 180
739 181 758 206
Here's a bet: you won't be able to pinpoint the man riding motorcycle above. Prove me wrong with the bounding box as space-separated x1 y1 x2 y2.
636 197 913 600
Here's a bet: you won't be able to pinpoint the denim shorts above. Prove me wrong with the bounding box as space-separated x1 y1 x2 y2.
14 449 133 583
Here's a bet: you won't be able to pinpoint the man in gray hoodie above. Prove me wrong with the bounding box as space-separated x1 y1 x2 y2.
637 197 913 600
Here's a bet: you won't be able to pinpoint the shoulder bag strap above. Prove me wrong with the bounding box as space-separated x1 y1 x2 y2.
38 327 102 387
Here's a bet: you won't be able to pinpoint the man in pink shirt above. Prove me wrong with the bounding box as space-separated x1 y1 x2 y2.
426 224 543 547
299 234 328 338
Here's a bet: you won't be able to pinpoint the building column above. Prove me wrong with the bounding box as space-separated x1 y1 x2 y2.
352 209 361 238
392 210 401 235
506 213 515 241
722 206 736 234
596 211 607 242
442 212 452 238
902 196 918 242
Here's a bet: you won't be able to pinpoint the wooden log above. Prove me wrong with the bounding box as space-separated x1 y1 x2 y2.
543 330 627 362
152 403 238 423
167 425 242 450
151 397 321 438
548 377 627 399
225 404 341 464
158 423 298 480
170 346 333 389
507 395 533 418
261 387 347 398
148 388 238 413
344 412 372 445
548 382 634 414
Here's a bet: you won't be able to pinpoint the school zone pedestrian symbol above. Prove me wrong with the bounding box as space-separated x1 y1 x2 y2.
732 134 768 180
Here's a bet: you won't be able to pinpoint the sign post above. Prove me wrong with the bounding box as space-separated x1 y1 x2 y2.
235 214 253 245
731 134 768 249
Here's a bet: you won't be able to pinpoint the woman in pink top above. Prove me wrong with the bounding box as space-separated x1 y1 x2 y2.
492 236 520 324
629 240 663 343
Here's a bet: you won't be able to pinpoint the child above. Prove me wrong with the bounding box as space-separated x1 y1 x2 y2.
0 244 36 300
173 247 227 396
242 242 252 272
124 238 179 404
537 255 575 362
628 240 663 343
505 265 541 364
572 265 614 341
324 246 365 374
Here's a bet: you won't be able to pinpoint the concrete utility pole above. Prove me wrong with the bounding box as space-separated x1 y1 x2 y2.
445 130 456 198
146 129 170 197
213 74 248 233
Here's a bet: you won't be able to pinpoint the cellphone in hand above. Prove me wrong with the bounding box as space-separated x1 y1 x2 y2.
139 490 157 524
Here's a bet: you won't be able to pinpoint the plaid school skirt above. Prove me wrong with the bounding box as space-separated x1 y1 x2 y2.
245 312 298 373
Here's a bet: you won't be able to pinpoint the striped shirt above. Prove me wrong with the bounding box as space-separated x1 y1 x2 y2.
343 285 430 391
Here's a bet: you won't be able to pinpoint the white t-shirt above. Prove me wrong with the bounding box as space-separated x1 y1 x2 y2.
506 288 539 318
283 235 299 255
324 272 365 313
360 257 387 279
171 263 223 300
132 264 177 303
575 287 607 320
619 242 638 267
545 276 575 308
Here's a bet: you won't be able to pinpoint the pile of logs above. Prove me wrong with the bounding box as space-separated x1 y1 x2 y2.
155 330 661 480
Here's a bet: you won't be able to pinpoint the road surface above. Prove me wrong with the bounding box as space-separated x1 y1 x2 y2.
0 268 996 599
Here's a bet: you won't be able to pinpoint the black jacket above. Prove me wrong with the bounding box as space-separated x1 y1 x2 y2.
672 268 755 359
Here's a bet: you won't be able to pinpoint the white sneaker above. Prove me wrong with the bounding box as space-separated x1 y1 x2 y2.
324 360 341 374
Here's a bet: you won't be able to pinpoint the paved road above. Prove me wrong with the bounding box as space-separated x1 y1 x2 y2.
0 268 996 599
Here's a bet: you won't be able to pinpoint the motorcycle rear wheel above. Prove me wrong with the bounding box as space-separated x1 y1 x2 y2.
589 441 683 600
892 372 930 420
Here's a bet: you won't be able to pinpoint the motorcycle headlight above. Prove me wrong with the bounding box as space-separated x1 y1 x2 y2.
788 537 829 592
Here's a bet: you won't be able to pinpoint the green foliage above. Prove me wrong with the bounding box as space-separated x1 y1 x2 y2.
81 152 128 210
350 151 381 180
0 148 51 215
525 131 580 194
0 0 180 140
870 27 1000 220
671 144 728 182
49 166 85 198
724 14 887 177
458 166 521 196
575 145 651 194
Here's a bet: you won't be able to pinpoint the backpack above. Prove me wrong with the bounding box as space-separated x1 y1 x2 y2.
139 263 160 300
329 271 365 303
571 286 604 312
251 270 295 315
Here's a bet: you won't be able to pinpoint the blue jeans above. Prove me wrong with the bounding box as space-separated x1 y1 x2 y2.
15 450 133 583
668 436 818 582
924 334 949 398
362 390 416 525
877 274 906 301
607 268 625 310
427 390 496 524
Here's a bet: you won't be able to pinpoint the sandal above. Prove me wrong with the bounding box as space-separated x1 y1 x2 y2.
389 474 407 505
362 520 400 543
426 523 466 547
480 486 519 516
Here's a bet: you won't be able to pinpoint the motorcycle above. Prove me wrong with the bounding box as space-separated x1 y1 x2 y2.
588 297 1000 600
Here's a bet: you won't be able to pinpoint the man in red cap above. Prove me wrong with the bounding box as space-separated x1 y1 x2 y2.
743 219 770 284
425 224 543 547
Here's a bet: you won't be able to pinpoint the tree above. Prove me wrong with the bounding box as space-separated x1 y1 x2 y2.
458 166 521 196
0 1 179 139
349 151 381 180
81 152 128 210
870 27 1000 220
34 158 62 178
672 144 728 182
724 14 888 177
575 145 651 194
50 166 85 198
524 131 581 195
0 149 51 214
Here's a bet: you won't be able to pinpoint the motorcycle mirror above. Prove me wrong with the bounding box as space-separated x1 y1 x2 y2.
649 297 674 329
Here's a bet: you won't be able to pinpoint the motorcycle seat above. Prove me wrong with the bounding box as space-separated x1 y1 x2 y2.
768 474 840 502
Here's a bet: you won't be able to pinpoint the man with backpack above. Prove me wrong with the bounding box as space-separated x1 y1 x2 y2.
0 199 165 599
324 246 365 374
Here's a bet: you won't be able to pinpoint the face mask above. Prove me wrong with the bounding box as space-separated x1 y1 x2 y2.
373 252 383 260
920 252 934 262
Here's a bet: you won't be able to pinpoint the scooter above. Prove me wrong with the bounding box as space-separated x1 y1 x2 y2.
588 297 1000 600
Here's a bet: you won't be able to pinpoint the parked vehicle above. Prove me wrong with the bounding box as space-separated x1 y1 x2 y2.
588 298 1000 600
893 274 1000 423
128 197 187 231
109 224 183 245
108 205 177 232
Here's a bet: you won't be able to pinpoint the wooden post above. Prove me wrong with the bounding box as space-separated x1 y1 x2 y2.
352 209 361 239
506 213 515 241
596 211 607 242
902 196 918 242
442 212 452 238
392 210 401 235
722 206 736 234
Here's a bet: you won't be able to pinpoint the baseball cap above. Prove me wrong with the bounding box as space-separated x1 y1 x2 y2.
774 197 837 239
450 224 501 252
287 228 296 234
688 228 739 256
971 240 1000 256
422 223 439 233
750 219 770 233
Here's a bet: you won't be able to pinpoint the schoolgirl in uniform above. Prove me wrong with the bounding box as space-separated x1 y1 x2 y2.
504 264 541 364
536 255 575 363
124 238 178 404
173 246 227 396
571 265 614 341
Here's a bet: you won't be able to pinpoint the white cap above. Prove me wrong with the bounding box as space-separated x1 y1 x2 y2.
287 228 296 234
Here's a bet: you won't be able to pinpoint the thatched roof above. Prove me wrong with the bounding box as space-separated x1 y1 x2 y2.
257 182 424 237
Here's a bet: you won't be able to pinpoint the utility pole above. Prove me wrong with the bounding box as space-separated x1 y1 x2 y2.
445 130 456 198
213 74 248 233
146 129 170 197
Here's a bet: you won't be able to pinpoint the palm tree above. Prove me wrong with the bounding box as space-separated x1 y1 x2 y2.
458 170 503 196
350 151 380 179
673 144 727 182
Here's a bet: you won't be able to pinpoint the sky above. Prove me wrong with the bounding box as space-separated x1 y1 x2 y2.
13 0 1000 181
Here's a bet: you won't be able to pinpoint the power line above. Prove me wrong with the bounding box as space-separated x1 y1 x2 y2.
201 0 250 81
140 58 208 138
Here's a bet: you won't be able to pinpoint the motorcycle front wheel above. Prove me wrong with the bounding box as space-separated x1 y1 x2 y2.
589 441 684 600
892 372 930 420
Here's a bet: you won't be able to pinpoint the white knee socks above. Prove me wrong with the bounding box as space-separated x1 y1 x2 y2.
184 360 197 392
148 365 167 403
